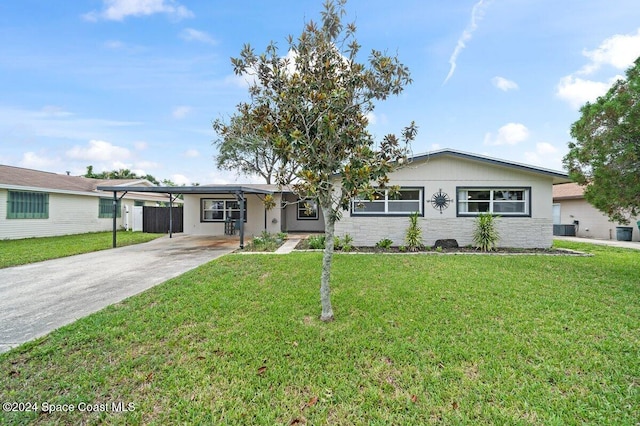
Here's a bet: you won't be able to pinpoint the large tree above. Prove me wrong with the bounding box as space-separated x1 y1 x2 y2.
213 111 299 184
223 0 417 321
563 57 640 224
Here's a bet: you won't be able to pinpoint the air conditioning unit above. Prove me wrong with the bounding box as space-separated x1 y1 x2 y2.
553 224 576 236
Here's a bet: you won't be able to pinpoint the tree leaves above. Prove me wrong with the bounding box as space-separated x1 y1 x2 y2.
563 56 640 224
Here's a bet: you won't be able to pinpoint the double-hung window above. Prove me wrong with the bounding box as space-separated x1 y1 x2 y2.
352 187 423 216
457 188 530 216
7 191 49 219
201 199 247 222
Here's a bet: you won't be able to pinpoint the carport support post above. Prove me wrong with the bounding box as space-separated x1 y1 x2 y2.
112 192 118 248
168 193 173 238
236 191 245 249
110 191 128 248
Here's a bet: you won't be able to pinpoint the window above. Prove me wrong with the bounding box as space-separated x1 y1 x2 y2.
457 188 530 216
297 199 319 220
99 198 122 218
352 188 423 216
201 199 247 222
134 200 144 207
7 191 49 219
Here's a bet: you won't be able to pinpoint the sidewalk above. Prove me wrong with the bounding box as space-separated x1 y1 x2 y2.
554 236 640 251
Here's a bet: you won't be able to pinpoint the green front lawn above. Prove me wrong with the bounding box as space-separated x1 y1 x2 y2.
1 241 638 424
0 231 164 269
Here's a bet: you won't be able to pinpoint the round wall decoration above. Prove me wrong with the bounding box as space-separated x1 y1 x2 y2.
430 189 452 214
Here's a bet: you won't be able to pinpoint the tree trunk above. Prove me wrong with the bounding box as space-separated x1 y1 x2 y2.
320 204 335 322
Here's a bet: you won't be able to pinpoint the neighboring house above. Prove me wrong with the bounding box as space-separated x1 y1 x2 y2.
553 182 639 242
100 149 570 248
0 165 178 240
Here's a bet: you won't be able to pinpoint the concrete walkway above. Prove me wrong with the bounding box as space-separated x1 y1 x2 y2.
0 235 235 354
554 236 640 250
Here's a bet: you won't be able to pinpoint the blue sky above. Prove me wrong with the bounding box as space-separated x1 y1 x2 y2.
1 0 640 184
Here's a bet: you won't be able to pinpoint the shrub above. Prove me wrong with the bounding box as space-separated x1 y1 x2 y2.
375 238 393 250
308 235 326 249
246 231 285 252
473 213 500 251
405 212 423 251
335 234 355 252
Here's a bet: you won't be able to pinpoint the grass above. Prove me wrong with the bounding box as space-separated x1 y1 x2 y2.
0 240 638 424
0 231 164 269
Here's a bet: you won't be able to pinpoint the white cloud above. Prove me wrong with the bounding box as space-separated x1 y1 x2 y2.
579 28 640 75
491 76 519 91
484 123 529 146
179 28 217 45
84 0 193 22
66 140 131 161
135 160 160 170
172 106 192 119
524 142 563 170
104 40 125 50
19 152 59 170
183 149 200 158
366 112 377 126
557 28 640 109
134 141 148 151
444 0 493 84
535 142 558 155
171 173 191 185
555 75 622 109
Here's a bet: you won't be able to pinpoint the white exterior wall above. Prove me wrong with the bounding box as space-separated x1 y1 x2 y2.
557 198 639 242
334 156 556 248
183 193 282 237
0 189 126 240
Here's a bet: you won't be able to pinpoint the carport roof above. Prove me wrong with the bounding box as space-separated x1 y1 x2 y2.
96 184 277 195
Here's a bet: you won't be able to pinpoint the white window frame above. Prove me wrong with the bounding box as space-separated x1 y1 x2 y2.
201 199 247 222
352 187 423 216
457 187 530 217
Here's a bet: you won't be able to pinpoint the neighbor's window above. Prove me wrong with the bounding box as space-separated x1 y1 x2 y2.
352 188 423 215
99 198 122 218
457 188 529 216
297 199 319 220
201 199 247 222
7 191 49 219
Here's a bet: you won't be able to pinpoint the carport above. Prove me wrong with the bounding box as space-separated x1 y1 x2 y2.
97 185 275 249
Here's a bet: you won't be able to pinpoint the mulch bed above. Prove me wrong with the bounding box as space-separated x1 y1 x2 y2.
295 240 588 256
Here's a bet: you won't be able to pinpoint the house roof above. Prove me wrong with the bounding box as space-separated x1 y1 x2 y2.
411 149 571 184
96 183 277 195
0 164 176 202
553 182 585 200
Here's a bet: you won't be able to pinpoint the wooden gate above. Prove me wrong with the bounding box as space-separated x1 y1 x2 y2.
142 206 183 233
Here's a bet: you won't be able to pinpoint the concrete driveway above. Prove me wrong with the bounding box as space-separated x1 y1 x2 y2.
0 235 236 354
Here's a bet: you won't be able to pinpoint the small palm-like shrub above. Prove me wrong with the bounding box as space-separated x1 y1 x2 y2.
375 238 393 250
335 234 355 252
473 213 500 251
405 212 423 251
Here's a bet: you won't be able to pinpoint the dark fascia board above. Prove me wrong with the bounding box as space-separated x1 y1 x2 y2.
411 149 570 183
96 185 275 195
